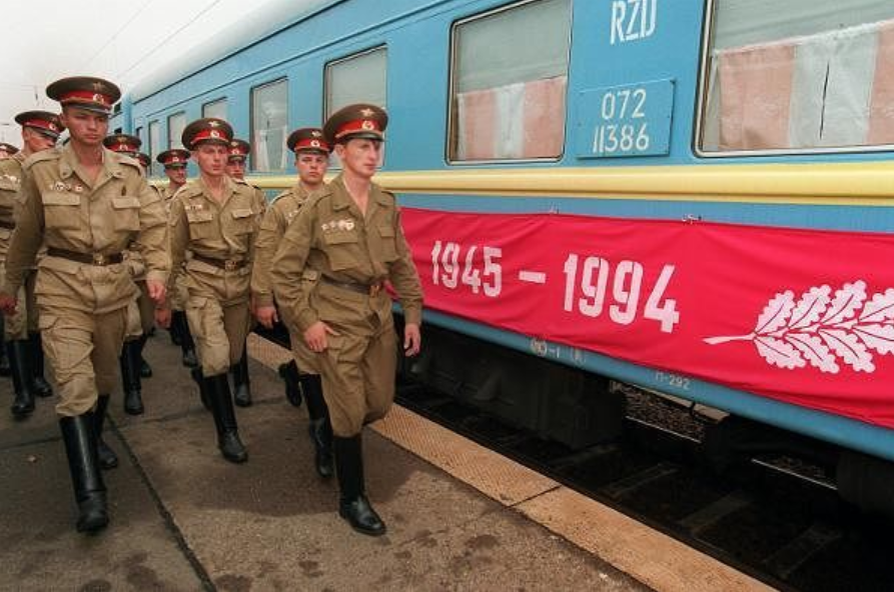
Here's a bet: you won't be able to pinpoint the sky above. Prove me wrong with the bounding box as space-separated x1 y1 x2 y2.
0 0 285 144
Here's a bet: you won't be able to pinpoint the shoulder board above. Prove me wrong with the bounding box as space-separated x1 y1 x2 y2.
270 189 294 204
116 153 142 172
174 182 201 199
22 148 60 170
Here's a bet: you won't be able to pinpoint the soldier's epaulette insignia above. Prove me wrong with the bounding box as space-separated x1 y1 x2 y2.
270 190 293 205
22 148 60 170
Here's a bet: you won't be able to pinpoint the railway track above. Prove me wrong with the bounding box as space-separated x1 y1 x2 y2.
394 378 894 592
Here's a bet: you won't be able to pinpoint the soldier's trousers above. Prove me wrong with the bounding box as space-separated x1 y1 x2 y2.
125 281 155 340
186 296 251 376
315 319 397 437
1 265 38 340
38 305 127 417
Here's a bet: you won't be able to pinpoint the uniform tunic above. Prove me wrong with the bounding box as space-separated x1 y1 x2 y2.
270 174 423 436
251 183 318 371
0 152 37 340
1 145 169 416
162 183 189 312
168 176 265 375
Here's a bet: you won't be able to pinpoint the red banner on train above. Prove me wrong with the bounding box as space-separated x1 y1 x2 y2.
400 208 894 430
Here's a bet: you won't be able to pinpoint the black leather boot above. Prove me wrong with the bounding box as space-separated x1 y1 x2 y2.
8 340 35 417
138 333 152 378
190 367 212 412
59 413 109 533
334 434 385 536
207 373 247 463
231 349 252 407
169 310 183 346
28 332 53 397
119 340 144 415
94 395 118 470
278 360 303 407
303 374 333 478
0 317 10 377
176 312 198 368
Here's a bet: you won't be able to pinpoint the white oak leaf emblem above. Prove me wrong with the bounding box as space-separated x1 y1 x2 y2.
705 281 894 374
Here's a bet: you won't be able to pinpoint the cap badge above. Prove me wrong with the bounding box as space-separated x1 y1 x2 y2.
93 93 106 105
210 130 220 139
209 121 220 128
361 120 374 131
360 108 374 117
310 140 320 148
311 130 322 137
172 157 180 163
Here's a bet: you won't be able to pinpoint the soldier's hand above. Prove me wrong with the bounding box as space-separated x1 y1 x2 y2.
0 292 17 316
155 307 172 329
146 279 167 304
404 323 422 357
255 305 279 329
304 321 339 353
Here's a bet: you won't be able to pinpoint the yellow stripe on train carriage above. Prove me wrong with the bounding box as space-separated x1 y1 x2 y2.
246 162 894 207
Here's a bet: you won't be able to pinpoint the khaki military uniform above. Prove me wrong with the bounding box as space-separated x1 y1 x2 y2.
0 153 38 340
252 183 318 372
271 175 422 436
1 145 169 416
168 176 265 375
123 183 163 339
162 183 190 312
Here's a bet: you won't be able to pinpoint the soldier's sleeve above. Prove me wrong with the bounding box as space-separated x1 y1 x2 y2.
388 206 423 326
133 176 170 284
270 203 318 332
166 198 188 298
2 170 44 295
251 205 287 307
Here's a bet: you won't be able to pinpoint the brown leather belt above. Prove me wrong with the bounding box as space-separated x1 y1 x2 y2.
321 275 383 296
47 247 123 266
0 220 14 230
193 253 246 271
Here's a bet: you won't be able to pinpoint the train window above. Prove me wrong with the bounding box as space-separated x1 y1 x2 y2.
699 0 894 155
251 78 289 172
325 47 387 116
148 120 160 177
203 98 227 121
324 47 387 168
168 112 186 150
448 0 571 162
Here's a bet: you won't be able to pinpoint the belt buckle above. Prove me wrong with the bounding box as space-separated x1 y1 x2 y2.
224 259 237 271
92 253 106 266
369 283 381 297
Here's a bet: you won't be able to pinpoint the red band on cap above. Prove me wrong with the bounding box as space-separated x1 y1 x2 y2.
294 138 330 152
335 119 381 139
192 129 230 145
229 147 248 157
23 119 60 135
59 90 111 107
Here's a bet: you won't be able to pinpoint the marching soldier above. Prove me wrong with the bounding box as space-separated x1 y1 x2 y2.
157 148 197 367
0 77 169 532
158 118 265 463
225 137 260 407
271 104 423 536
102 135 154 415
0 143 18 159
252 127 334 477
0 111 62 417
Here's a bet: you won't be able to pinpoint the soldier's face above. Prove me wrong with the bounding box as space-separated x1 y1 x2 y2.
165 166 187 186
295 152 329 188
336 138 382 179
193 143 228 178
21 128 55 154
60 107 108 147
226 159 246 179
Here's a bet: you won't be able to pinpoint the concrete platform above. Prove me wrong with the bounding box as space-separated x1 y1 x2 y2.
0 333 657 591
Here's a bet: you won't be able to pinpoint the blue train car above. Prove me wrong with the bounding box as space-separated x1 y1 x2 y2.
124 0 894 511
